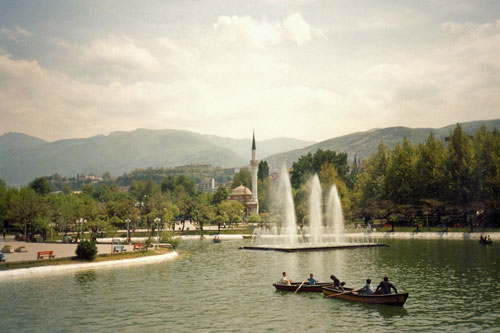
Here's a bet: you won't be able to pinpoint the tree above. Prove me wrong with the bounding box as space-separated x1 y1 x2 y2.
415 132 447 201
29 177 52 195
258 161 269 181
354 142 389 210
232 168 252 189
257 178 270 213
385 138 418 205
218 200 245 224
8 188 48 239
247 213 262 224
192 198 216 230
319 162 350 210
446 124 474 205
212 186 229 205
291 149 349 189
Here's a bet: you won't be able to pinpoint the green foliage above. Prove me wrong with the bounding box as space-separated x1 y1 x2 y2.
217 200 245 223
29 177 52 195
257 161 269 181
257 178 270 212
212 186 229 205
291 149 349 189
247 213 262 224
76 240 98 260
160 232 180 249
231 168 252 188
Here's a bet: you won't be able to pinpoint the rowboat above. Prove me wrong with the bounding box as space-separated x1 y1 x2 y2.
273 282 333 292
479 237 492 245
322 286 409 306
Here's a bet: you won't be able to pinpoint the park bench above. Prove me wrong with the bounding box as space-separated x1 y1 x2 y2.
0 253 5 262
113 245 126 253
37 251 55 259
133 243 146 251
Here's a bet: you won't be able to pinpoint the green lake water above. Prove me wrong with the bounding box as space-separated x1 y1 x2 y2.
1 239 499 332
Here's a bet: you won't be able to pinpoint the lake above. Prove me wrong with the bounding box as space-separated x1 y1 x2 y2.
1 239 499 332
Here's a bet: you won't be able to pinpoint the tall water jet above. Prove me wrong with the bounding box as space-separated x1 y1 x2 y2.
309 175 323 245
276 165 298 246
326 184 345 243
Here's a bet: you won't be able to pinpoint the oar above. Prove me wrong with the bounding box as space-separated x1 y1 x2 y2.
325 289 355 298
294 278 308 293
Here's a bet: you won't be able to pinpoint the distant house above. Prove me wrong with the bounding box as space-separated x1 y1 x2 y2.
199 177 217 193
119 186 130 192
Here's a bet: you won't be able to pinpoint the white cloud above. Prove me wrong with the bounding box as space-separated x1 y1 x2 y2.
82 36 159 71
213 16 282 48
213 13 323 48
355 19 500 128
283 13 323 46
0 26 31 41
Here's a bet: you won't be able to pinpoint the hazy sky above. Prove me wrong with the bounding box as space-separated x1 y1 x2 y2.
1 1 499 142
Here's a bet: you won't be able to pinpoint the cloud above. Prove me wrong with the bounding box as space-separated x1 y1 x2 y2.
82 36 159 71
356 18 500 127
283 13 324 46
213 16 282 48
0 26 31 41
213 13 323 48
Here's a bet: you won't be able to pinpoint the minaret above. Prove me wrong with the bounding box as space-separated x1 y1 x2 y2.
250 130 259 213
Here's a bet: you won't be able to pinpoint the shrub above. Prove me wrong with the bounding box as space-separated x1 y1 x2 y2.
76 240 98 260
160 232 180 249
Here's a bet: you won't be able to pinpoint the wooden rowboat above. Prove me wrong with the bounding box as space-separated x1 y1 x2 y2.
479 238 493 245
322 286 409 306
273 282 333 292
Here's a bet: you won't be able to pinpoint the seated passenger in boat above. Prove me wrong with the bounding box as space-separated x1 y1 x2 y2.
308 273 317 285
376 277 398 294
280 272 292 285
358 279 374 295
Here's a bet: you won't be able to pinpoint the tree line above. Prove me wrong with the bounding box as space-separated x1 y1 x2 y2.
0 175 247 240
287 124 500 228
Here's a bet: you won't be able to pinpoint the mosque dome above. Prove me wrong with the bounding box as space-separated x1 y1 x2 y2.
231 184 252 196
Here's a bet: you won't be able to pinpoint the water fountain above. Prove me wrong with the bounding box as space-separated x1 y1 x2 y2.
241 167 385 252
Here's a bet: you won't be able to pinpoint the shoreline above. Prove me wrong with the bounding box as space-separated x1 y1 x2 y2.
0 251 178 280
343 231 500 240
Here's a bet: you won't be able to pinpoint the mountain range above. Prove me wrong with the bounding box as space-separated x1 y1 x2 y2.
263 119 500 170
0 129 313 186
1 119 499 186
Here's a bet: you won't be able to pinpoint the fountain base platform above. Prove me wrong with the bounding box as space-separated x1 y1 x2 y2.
239 243 387 252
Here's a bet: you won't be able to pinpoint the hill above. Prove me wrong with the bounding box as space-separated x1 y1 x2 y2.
264 119 500 170
0 129 249 186
0 129 313 186
203 135 314 159
0 132 47 155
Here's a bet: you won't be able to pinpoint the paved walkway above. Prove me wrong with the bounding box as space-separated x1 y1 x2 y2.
0 237 133 262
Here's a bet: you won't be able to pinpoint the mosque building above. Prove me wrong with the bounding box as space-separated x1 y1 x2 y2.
229 132 259 216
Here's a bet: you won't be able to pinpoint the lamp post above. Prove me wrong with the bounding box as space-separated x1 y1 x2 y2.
135 201 144 229
77 218 87 242
154 217 161 246
125 218 131 244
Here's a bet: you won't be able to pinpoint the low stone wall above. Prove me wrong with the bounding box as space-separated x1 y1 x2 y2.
0 251 178 280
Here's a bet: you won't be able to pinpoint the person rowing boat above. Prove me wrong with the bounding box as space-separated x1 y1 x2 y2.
375 276 398 294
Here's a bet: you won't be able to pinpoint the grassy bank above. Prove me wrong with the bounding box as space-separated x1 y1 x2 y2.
0 249 169 271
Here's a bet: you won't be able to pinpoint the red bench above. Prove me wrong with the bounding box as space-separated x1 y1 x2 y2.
133 243 146 251
37 251 55 259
